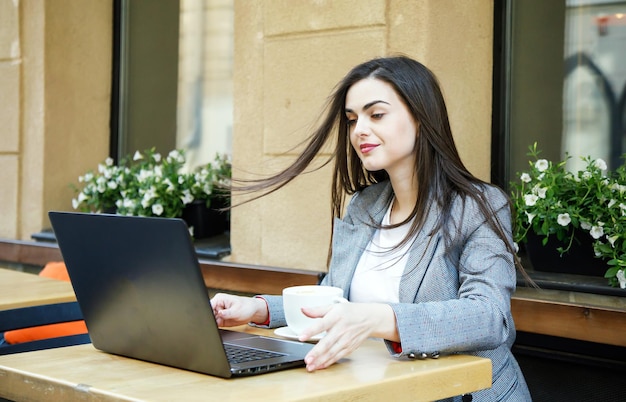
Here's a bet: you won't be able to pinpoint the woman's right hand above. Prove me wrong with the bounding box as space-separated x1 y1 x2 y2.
210 293 269 327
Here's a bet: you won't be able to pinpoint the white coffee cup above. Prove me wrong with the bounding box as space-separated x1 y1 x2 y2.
283 285 346 336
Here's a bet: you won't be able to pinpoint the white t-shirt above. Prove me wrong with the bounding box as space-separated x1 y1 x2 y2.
349 201 413 303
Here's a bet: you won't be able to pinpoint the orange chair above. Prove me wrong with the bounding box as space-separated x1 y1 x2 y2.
1 262 89 354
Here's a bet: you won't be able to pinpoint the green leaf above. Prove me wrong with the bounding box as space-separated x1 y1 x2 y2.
604 266 620 278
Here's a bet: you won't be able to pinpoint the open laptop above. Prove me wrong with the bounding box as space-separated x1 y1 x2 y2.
48 211 313 378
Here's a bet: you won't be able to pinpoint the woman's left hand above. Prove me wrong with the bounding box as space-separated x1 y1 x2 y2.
298 302 398 371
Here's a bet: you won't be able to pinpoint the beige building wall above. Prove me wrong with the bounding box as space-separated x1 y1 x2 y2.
0 0 112 240
1 0 493 276
231 0 495 272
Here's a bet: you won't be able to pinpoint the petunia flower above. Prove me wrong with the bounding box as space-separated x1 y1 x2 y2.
594 158 607 171
557 213 571 227
152 203 164 216
535 159 549 172
590 225 604 239
524 194 538 206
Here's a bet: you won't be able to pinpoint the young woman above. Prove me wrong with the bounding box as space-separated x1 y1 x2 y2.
211 56 531 401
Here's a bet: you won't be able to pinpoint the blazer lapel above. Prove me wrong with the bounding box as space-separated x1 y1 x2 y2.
330 183 393 296
399 201 442 303
330 218 372 295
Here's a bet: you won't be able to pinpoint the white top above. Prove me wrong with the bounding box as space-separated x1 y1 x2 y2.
349 201 413 303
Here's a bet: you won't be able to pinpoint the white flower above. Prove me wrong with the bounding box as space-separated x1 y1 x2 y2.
535 159 549 172
105 157 114 166
167 150 185 164
153 153 161 163
520 173 531 183
133 151 143 161
102 167 114 179
594 158 607 171
72 198 80 209
610 183 626 193
590 225 604 239
164 178 175 192
525 211 536 224
141 187 157 208
582 171 592 180
617 270 626 289
608 235 620 247
557 213 571 227
535 186 548 199
96 177 107 193
137 169 152 182
181 189 194 204
524 194 539 206
608 199 617 208
580 221 592 230
107 181 118 190
152 203 164 216
514 242 519 253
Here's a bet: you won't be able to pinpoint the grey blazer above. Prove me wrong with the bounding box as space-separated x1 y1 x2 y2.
262 181 531 401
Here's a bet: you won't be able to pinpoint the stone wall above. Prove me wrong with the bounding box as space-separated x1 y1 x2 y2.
0 0 112 240
230 0 494 271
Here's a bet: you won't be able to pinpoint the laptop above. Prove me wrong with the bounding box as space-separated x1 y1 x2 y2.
48 211 313 378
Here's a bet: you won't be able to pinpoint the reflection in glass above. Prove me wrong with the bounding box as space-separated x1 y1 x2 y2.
562 60 611 171
562 1 626 170
177 0 233 171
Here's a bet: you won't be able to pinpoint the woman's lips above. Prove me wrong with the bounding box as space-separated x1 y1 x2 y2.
360 144 379 154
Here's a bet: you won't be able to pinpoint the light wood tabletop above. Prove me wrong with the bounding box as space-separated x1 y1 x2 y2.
0 325 492 401
0 268 76 311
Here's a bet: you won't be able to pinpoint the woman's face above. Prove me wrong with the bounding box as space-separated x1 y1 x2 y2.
345 78 418 180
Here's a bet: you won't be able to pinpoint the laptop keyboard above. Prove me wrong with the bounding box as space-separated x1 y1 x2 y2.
224 344 284 364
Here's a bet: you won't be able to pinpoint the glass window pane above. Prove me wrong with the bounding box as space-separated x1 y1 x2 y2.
177 0 233 171
506 0 626 181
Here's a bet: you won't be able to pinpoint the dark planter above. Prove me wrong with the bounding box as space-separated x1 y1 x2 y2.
524 230 607 277
182 198 229 239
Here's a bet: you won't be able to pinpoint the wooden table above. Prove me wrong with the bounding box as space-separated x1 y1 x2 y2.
0 268 76 311
0 325 492 401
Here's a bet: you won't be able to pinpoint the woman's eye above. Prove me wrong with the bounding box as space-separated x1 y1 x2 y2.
371 113 384 120
346 118 356 126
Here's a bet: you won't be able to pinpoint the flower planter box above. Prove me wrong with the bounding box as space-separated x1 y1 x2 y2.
524 231 606 277
182 199 229 239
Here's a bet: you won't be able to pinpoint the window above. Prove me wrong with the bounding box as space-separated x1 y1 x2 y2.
493 0 626 186
112 0 233 171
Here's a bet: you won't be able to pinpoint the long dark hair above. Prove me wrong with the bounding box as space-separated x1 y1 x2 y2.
233 55 526 275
